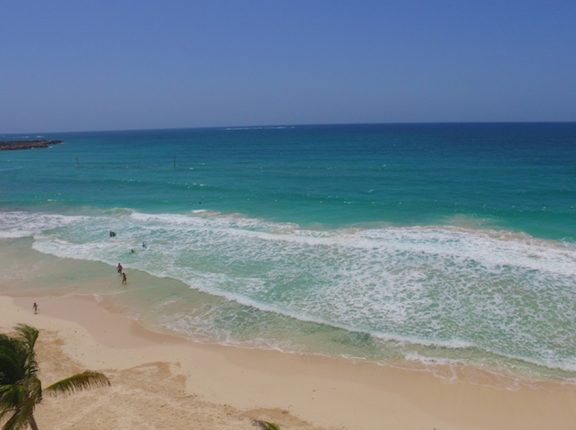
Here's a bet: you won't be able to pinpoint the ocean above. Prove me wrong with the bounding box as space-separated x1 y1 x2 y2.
1 123 575 379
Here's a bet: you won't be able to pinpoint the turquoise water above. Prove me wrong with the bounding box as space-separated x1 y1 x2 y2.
1 123 575 378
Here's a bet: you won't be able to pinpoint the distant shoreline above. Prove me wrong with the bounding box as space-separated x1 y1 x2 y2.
0 139 63 151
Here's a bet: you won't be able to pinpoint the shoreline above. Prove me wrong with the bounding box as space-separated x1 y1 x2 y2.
1 240 576 428
0 295 321 429
5 234 573 382
3 294 576 429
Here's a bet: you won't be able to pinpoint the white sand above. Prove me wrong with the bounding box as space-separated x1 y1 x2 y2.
1 294 575 430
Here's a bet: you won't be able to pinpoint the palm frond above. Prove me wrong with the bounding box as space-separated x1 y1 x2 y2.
2 410 24 430
13 325 39 376
0 350 25 385
254 420 281 430
0 325 110 428
44 371 110 396
1 392 37 430
0 335 27 360
0 384 27 408
0 393 16 422
0 335 18 349
23 377 42 404
12 326 38 354
0 335 21 352
0 326 38 380
1 398 37 430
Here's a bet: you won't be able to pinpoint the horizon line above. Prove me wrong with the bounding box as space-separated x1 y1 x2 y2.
2 120 576 136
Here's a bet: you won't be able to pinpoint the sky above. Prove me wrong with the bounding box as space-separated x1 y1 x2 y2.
1 0 575 133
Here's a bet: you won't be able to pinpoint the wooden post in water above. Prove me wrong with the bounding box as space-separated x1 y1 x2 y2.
173 157 176 169
75 157 80 168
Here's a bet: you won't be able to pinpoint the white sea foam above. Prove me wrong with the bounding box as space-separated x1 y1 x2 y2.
12 208 576 373
0 211 85 238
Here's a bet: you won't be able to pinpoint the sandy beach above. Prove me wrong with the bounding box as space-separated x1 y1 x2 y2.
3 0 576 427
0 240 575 429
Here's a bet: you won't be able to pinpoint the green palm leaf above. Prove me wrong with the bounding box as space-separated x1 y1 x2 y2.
254 420 280 430
12 326 38 355
0 385 21 422
0 384 27 409
2 410 25 430
0 337 27 384
1 395 37 430
12 326 39 379
45 371 110 396
0 325 110 429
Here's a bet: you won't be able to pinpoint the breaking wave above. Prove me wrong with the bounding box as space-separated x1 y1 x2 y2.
2 209 576 374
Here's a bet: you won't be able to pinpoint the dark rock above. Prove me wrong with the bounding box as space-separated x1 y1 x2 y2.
0 139 63 151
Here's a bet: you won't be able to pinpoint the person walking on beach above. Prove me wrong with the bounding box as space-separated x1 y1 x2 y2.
33 302 38 314
117 263 123 273
122 272 127 286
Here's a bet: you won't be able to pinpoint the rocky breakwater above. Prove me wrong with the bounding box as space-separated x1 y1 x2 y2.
0 139 63 151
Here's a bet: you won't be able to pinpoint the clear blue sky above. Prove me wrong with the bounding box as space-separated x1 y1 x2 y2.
1 0 575 133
